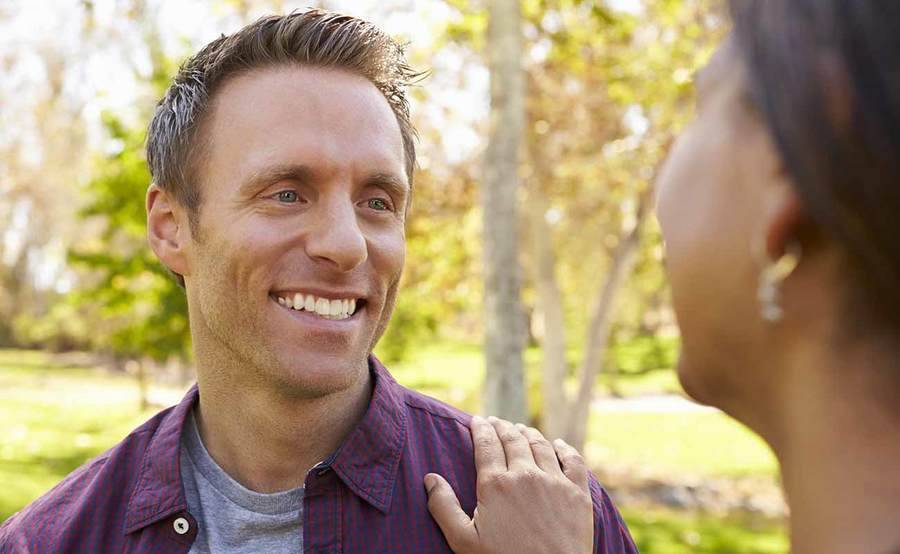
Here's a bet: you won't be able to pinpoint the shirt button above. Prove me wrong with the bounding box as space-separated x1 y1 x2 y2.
173 517 190 535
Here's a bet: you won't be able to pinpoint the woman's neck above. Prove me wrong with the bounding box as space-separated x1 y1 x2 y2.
775 344 900 554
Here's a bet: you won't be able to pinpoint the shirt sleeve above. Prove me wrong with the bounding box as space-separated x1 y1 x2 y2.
0 512 32 553
589 474 639 553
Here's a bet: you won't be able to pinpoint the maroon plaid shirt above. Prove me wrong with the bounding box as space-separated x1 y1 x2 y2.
0 357 637 553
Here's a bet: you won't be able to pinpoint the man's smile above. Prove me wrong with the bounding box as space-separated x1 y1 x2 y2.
270 289 367 321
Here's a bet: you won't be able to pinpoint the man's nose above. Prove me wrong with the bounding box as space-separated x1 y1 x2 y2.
304 197 368 273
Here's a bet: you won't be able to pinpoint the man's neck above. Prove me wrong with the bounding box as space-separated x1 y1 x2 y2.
776 345 900 554
192 360 373 494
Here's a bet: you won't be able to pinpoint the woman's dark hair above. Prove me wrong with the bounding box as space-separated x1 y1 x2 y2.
730 1 900 330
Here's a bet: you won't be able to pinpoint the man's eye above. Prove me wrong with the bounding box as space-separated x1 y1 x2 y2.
367 198 391 211
276 190 299 203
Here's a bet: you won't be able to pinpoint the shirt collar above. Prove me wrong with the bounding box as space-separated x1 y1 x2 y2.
124 355 407 532
327 356 407 514
124 384 198 533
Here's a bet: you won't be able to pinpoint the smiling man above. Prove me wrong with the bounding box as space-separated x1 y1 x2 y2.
0 10 635 553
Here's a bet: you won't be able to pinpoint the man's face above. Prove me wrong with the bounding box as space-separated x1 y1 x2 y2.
183 66 408 397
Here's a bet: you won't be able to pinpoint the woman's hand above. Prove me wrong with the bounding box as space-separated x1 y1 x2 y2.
425 416 594 554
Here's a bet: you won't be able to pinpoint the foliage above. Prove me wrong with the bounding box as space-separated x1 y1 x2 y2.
376 163 483 362
607 335 680 376
516 0 721 366
438 0 725 441
622 508 788 554
67 115 191 362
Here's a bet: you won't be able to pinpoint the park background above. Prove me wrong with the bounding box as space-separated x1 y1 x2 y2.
0 0 788 552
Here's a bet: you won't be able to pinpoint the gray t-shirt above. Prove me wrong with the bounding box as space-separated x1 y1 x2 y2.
180 410 305 554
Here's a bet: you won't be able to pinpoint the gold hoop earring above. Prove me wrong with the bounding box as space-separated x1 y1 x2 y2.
758 241 802 323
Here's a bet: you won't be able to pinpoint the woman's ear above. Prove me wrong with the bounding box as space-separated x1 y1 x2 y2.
146 184 191 278
763 182 806 260
750 130 811 259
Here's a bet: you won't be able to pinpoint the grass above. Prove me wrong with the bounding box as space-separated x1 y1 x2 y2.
0 350 167 522
587 412 778 478
385 339 683 398
0 347 787 552
388 341 778 478
623 508 788 553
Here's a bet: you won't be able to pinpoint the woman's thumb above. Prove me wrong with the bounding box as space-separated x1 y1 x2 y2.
425 473 478 552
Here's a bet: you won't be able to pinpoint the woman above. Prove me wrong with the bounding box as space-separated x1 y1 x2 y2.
426 1 900 552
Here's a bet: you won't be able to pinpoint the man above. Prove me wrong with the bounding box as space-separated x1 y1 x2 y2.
0 10 636 553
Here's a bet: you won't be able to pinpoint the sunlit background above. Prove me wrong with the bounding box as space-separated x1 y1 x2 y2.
1 1 787 551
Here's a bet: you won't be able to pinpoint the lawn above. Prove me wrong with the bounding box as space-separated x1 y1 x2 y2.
0 350 163 521
388 341 778 478
0 348 787 552
588 412 777 478
623 509 787 553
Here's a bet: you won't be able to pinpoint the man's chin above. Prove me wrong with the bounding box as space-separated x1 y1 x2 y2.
265 351 370 399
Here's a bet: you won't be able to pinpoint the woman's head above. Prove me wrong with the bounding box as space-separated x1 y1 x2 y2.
655 0 900 422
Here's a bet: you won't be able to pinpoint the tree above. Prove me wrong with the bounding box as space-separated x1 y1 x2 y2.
520 0 723 448
65 0 193 405
0 14 90 348
482 0 528 422
443 0 722 444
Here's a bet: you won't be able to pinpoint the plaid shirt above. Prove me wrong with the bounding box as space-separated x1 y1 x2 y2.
0 357 637 553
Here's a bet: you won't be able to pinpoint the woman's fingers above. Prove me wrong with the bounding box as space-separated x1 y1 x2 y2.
516 423 564 476
472 416 579 483
424 473 478 553
470 415 507 483
488 416 536 472
554 438 590 492
435 418 596 553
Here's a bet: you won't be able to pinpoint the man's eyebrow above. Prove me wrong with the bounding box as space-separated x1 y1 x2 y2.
365 172 410 201
240 164 315 194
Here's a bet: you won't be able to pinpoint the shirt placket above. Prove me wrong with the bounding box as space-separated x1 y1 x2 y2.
303 463 343 554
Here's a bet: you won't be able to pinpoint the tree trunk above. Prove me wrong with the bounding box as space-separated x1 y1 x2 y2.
126 358 150 411
564 188 653 450
482 0 527 422
529 187 569 439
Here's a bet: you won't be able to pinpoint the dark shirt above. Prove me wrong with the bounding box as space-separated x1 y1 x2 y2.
0 357 637 553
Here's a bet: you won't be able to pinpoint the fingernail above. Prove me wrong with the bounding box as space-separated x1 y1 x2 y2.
471 415 484 424
515 423 527 430
487 415 499 423
424 474 438 493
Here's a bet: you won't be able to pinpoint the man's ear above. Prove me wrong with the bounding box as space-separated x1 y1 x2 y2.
147 183 191 278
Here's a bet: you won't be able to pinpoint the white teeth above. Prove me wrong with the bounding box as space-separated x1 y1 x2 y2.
276 293 359 320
